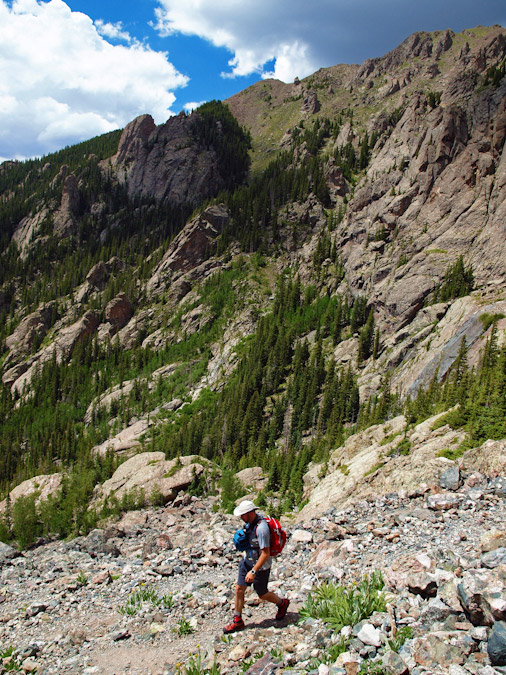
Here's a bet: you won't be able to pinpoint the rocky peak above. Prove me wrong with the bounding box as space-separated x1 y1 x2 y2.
111 114 157 166
106 111 226 206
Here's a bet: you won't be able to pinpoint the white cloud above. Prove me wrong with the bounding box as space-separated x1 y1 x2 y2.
152 0 318 82
183 100 207 112
153 0 506 84
95 19 132 43
0 0 189 160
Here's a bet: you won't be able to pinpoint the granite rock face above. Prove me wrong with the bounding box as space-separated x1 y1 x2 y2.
106 112 226 206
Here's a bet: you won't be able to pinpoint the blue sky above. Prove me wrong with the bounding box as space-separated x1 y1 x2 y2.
0 0 505 161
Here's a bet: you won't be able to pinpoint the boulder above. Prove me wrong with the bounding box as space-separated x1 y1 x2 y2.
0 542 21 565
488 621 506 667
91 418 151 456
407 572 438 598
426 493 461 510
457 566 506 625
480 530 506 553
234 467 268 494
440 465 461 491
481 548 506 569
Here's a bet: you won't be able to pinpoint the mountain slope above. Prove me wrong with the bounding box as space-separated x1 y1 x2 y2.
0 26 506 541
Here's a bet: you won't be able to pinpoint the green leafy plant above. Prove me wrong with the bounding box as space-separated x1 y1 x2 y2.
76 571 88 586
386 625 413 653
118 585 163 615
176 649 221 675
173 618 195 636
308 636 349 669
0 646 21 672
162 593 174 609
269 647 283 661
299 572 386 630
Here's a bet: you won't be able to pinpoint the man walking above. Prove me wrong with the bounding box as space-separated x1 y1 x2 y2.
224 500 289 633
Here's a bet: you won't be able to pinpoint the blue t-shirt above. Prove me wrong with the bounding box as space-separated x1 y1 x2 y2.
244 515 271 570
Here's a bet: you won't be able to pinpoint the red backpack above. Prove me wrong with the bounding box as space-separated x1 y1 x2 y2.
259 515 287 557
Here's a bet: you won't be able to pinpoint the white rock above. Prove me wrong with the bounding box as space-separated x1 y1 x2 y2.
291 529 314 543
415 553 432 569
357 623 382 647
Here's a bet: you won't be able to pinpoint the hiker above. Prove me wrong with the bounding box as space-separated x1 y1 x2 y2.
223 500 289 633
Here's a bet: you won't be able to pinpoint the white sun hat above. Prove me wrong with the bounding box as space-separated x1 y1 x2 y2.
233 500 257 517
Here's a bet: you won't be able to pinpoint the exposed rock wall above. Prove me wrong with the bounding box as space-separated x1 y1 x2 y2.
105 112 225 206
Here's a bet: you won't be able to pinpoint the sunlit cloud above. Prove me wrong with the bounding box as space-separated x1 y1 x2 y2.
0 0 188 159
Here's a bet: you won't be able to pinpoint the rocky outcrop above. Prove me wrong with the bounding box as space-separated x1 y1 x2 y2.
234 467 268 495
75 257 125 304
106 112 225 206
298 409 505 521
93 452 215 505
0 473 62 514
4 303 55 359
105 293 133 335
301 90 320 114
146 204 230 295
11 208 51 259
8 310 100 395
90 419 151 456
53 173 80 237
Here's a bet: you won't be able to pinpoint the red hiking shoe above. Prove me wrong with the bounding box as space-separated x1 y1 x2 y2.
275 598 290 620
223 616 245 634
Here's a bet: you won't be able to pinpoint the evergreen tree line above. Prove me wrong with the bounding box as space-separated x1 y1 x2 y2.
191 100 252 192
213 116 379 253
406 322 506 446
146 275 371 509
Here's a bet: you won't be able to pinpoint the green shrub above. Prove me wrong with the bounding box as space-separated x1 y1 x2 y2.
479 312 505 332
12 494 41 549
387 437 411 457
0 646 21 671
173 618 195 636
364 462 385 477
309 636 349 668
299 571 386 630
436 445 466 461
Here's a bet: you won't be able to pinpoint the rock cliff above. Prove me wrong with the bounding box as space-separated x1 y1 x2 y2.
105 112 227 206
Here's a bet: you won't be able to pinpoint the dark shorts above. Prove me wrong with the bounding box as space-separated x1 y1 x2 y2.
237 557 270 596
